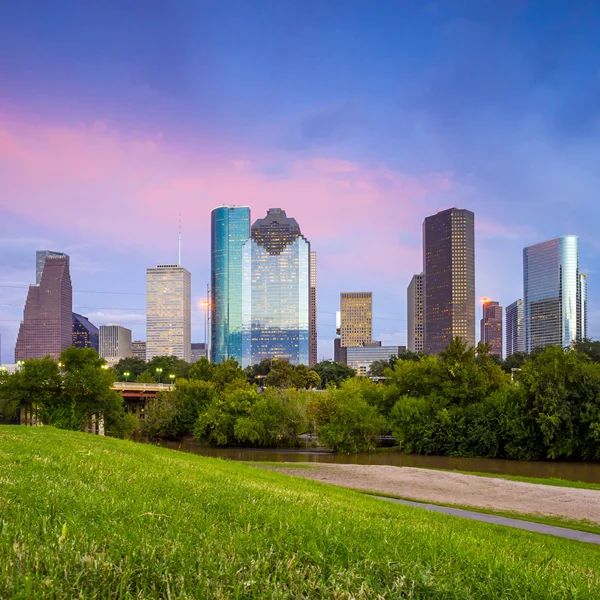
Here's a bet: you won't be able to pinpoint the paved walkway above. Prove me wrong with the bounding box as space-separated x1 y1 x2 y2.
375 496 600 545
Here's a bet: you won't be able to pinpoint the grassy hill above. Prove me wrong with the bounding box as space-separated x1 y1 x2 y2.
1 427 599 599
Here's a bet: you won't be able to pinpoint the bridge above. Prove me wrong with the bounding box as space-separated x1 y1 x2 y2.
111 382 175 416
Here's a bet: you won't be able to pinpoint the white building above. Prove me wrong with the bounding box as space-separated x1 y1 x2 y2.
99 324 132 365
346 344 406 376
146 264 191 362
407 273 424 353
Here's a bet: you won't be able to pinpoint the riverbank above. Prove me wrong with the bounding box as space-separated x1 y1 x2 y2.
263 463 600 525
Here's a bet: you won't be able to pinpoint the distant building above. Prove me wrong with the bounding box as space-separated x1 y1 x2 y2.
241 208 310 367
72 313 99 352
346 344 406 376
191 342 208 362
579 273 588 341
16 254 72 361
340 292 372 348
505 300 525 358
333 338 347 364
309 251 317 366
36 250 68 285
407 273 424 353
211 206 251 364
523 236 586 352
99 324 132 366
423 208 475 354
480 300 503 357
146 264 191 362
131 340 146 361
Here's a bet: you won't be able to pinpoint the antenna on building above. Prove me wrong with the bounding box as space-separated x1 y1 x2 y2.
178 214 182 266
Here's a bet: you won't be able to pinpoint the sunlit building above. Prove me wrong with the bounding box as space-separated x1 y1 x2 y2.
523 235 586 352
146 264 191 362
480 300 502 357
340 292 372 348
131 340 146 361
505 299 525 357
72 313 99 352
241 208 310 367
211 206 250 364
423 208 475 354
407 273 424 353
99 324 132 365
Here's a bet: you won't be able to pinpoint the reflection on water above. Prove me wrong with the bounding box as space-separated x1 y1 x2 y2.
152 438 600 485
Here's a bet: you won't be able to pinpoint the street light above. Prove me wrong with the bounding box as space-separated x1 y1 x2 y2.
155 367 163 383
124 371 130 382
169 373 175 384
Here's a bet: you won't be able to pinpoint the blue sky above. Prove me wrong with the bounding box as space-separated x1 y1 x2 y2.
1 0 600 362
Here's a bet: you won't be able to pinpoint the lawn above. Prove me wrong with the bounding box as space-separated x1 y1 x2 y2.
1 427 600 599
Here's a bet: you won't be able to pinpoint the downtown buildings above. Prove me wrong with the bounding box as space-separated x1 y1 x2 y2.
505 299 525 357
99 324 132 365
72 313 99 352
480 300 502 356
407 274 424 353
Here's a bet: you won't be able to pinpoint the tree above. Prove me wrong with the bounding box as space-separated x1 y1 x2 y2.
211 358 247 391
501 352 528 373
136 370 155 383
245 359 272 385
189 357 216 381
146 355 191 380
113 357 148 381
264 360 297 388
312 361 355 388
574 339 600 363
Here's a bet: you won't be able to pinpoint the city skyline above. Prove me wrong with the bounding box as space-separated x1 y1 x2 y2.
2 2 600 362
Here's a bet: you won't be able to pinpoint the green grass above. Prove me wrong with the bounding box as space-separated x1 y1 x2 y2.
2 428 600 599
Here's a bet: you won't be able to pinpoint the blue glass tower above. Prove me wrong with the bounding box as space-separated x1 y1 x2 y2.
211 206 250 364
523 235 585 352
241 209 310 368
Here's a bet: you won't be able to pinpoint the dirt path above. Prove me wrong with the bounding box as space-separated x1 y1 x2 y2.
270 464 600 524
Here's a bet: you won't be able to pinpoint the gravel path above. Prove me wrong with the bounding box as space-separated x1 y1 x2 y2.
271 463 600 524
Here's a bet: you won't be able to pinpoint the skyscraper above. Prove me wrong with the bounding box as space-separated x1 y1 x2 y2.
131 340 147 361
211 206 250 364
505 299 525 358
340 292 372 348
309 251 317 366
146 264 191 362
72 313 99 352
241 208 310 367
407 273 424 353
36 250 68 285
523 235 585 352
99 324 132 365
423 208 475 354
579 273 588 341
15 254 72 361
480 300 503 357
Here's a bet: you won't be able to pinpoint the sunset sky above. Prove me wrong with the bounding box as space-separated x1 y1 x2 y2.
1 1 600 362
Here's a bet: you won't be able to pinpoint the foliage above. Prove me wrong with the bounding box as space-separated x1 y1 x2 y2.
136 369 155 383
146 355 191 380
113 357 148 381
188 356 216 381
574 338 600 363
312 360 355 387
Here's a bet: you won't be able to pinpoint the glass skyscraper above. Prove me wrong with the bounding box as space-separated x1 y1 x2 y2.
241 209 310 368
211 206 250 364
36 250 68 285
523 235 586 352
480 300 503 357
505 299 525 357
72 313 99 352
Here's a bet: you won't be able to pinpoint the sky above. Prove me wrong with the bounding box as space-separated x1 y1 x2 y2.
1 0 600 363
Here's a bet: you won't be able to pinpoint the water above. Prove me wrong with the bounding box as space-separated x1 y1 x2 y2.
153 438 600 485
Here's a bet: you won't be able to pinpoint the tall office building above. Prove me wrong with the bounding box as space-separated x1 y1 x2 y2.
340 292 372 348
146 264 191 362
579 273 588 341
191 342 208 362
131 340 147 361
523 236 586 352
407 273 424 353
36 250 68 285
480 300 503 357
241 208 310 367
211 206 250 364
72 313 99 352
15 254 72 361
423 208 475 354
99 324 132 365
505 299 525 358
309 251 317 366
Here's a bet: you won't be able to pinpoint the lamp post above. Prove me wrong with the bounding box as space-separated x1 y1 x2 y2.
124 371 130 382
169 373 175 385
155 367 163 383
16 360 25 371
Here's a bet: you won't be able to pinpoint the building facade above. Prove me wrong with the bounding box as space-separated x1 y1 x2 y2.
480 300 503 357
99 324 132 365
72 313 99 352
211 206 250 364
131 340 147 361
407 273 424 353
146 264 191 362
346 344 407 376
423 208 475 354
36 250 68 285
15 254 72 361
309 251 317 366
505 299 525 358
191 342 208 362
579 273 588 341
241 208 310 368
340 292 372 348
523 236 585 352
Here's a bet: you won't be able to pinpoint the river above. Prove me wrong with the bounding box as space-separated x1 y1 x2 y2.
152 438 600 485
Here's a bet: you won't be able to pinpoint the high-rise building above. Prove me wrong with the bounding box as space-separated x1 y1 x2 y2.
309 251 317 366
146 264 191 362
15 254 72 361
523 236 586 352
36 250 68 285
407 273 424 353
241 208 310 367
72 313 99 352
346 344 406 376
131 340 147 361
211 206 250 364
99 324 132 365
579 273 588 341
505 299 525 358
340 292 372 348
423 208 475 354
191 342 208 363
480 300 503 357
